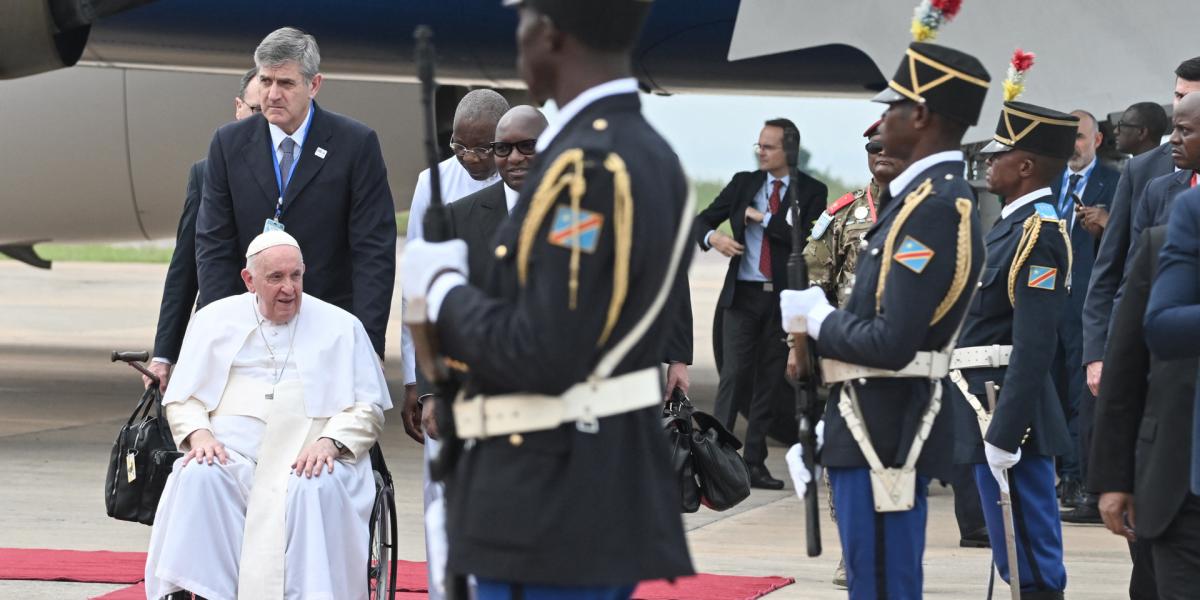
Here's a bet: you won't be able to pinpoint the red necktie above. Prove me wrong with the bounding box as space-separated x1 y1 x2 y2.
759 179 783 278
1192 171 1198 188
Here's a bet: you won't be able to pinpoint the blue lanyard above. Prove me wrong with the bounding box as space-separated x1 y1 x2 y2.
268 103 312 219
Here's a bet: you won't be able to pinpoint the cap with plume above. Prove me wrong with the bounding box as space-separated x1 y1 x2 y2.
1003 48 1037 102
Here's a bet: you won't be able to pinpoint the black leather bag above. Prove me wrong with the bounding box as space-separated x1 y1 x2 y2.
663 390 751 512
663 392 701 513
105 386 182 525
690 410 751 511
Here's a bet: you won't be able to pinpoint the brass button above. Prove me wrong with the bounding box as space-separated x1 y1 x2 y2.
494 245 508 258
592 118 608 131
509 433 524 447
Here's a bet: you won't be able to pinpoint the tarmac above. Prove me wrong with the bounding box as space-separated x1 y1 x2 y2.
0 249 1133 599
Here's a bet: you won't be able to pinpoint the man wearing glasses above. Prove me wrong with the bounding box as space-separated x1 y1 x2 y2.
1115 102 1170 160
401 87 508 600
447 105 548 282
695 118 828 490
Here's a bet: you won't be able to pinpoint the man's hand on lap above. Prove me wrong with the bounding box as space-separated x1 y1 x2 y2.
183 429 228 466
294 438 340 478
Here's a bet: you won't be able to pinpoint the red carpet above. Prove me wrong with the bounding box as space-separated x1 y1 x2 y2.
0 548 793 600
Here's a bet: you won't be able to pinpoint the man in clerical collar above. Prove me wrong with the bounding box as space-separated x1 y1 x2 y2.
145 230 391 600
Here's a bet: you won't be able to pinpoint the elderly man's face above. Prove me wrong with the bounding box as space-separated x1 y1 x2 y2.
259 61 322 134
234 78 262 121
241 246 304 324
1069 111 1101 171
451 117 499 181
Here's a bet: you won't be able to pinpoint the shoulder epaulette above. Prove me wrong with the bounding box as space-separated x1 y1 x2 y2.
826 192 859 216
1033 202 1059 221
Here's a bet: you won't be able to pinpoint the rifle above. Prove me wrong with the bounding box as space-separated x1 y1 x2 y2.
785 154 822 558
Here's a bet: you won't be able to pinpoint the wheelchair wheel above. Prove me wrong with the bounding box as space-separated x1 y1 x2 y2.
368 471 398 600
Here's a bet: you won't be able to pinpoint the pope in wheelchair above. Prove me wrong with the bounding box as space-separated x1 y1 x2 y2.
145 231 392 600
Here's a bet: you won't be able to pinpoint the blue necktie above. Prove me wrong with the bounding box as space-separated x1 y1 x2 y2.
1059 173 1081 219
278 138 296 194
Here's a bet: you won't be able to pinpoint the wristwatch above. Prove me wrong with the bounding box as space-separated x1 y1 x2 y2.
325 437 347 454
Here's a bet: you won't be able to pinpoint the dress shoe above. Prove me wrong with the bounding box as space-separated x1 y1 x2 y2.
832 557 847 588
1061 495 1102 524
959 526 990 548
1058 477 1085 510
748 464 785 490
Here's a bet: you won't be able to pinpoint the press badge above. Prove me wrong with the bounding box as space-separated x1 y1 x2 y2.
263 218 285 233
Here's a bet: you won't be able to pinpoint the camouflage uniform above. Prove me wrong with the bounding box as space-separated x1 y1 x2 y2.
803 180 881 306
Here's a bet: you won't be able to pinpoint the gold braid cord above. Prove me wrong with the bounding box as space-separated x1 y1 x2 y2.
515 148 634 348
599 153 634 347
1007 213 1071 306
875 178 934 313
518 149 585 287
930 198 973 325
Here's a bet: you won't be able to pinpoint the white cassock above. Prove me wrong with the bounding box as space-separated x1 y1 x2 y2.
144 292 392 600
402 156 498 600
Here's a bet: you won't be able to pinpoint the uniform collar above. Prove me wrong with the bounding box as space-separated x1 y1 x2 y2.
888 150 963 198
535 78 639 153
1000 186 1052 220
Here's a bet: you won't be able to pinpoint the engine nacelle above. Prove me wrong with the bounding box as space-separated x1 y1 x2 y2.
0 0 154 80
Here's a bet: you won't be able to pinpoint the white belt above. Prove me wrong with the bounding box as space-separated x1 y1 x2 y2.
821 351 951 384
453 367 660 439
950 344 1012 369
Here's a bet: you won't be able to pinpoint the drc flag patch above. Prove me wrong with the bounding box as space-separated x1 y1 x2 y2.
893 236 934 274
548 205 604 253
1028 265 1057 290
1034 202 1059 221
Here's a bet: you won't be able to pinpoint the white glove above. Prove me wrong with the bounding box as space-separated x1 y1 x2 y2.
785 443 814 501
780 288 834 339
400 239 468 322
815 419 825 452
984 441 1022 494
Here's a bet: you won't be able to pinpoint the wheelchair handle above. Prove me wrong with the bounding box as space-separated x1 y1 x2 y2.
111 351 150 363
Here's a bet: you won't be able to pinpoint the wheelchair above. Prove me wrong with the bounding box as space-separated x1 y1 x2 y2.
114 351 398 600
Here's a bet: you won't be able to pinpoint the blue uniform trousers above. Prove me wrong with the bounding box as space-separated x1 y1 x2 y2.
974 455 1067 594
475 579 635 600
828 467 930 600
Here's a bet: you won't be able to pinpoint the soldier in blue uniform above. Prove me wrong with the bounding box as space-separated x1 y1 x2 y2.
781 42 989 599
400 0 694 598
950 101 1078 599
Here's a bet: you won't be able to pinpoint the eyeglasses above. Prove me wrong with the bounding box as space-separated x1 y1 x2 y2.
865 141 884 155
492 139 538 157
753 143 780 153
248 105 262 113
1116 121 1145 133
449 142 494 159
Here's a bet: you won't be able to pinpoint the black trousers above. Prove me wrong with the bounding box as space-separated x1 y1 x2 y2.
1129 538 1158 600
1149 494 1200 600
714 282 788 466
950 463 986 537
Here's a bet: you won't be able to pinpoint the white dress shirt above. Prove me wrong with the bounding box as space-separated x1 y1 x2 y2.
504 183 520 214
888 150 965 198
536 77 639 153
1000 187 1053 220
268 101 315 169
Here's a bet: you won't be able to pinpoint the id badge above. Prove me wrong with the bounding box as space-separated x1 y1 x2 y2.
126 451 137 483
263 218 285 233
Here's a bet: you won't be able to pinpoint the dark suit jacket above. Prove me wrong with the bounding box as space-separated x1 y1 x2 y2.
694 169 828 308
1144 186 1200 494
816 161 984 479
195 103 396 356
1091 225 1197 538
1049 162 1119 315
152 159 204 362
953 198 1071 463
449 181 510 286
1080 143 1174 363
437 92 693 584
1131 168 1194 243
